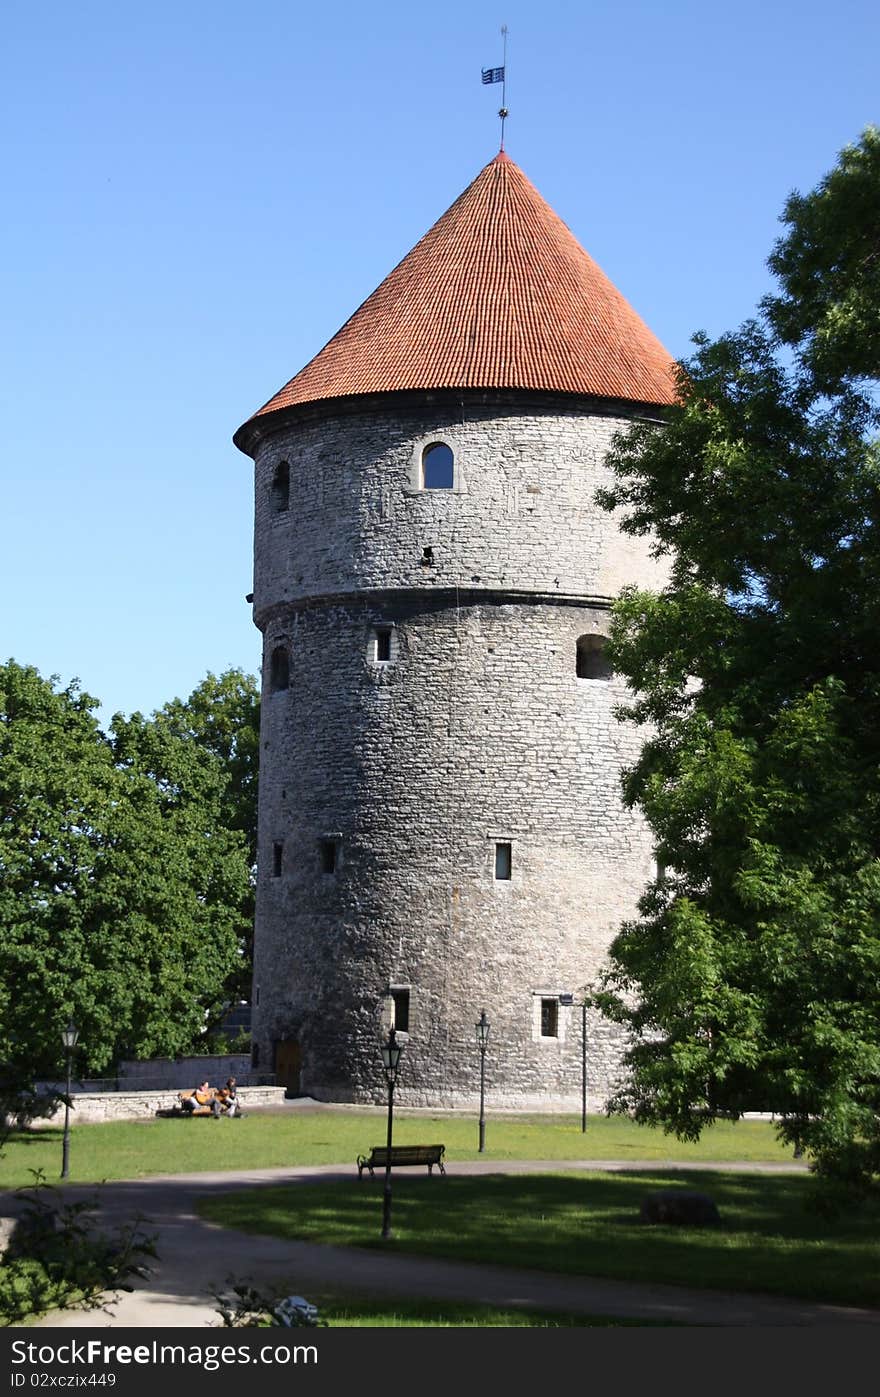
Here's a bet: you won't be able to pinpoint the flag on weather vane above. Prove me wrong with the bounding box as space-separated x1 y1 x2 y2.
483 27 509 151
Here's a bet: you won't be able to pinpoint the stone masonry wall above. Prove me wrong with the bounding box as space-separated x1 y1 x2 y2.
251 397 669 615
28 1086 288 1126
117 1056 252 1090
249 395 669 1108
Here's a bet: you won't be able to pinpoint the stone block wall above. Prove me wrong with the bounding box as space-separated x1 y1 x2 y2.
29 1086 287 1127
249 392 666 1107
117 1055 252 1090
252 393 669 616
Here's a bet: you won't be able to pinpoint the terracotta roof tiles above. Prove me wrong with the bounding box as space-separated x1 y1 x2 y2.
238 152 676 435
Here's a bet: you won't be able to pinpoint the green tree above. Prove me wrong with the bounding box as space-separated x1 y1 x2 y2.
0 661 250 1084
765 125 880 387
142 668 260 1002
151 669 259 869
593 130 880 1203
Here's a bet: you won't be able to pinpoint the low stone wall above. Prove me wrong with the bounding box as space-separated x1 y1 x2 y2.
30 1086 287 1126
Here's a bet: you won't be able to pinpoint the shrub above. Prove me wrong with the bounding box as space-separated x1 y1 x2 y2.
0 1172 156 1326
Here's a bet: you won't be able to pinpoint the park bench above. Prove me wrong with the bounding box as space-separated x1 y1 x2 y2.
154 1095 215 1118
356 1144 446 1178
155 1104 214 1118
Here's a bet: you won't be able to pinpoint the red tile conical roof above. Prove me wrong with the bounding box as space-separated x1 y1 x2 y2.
239 152 676 433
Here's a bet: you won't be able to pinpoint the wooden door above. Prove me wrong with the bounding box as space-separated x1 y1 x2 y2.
274 1039 302 1095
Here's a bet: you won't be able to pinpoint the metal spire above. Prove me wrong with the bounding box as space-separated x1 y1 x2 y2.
481 26 509 151
498 25 509 151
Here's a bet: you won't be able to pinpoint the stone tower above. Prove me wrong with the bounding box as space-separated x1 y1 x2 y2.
234 152 676 1107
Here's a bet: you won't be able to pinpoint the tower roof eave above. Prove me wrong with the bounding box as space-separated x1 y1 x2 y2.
232 385 672 458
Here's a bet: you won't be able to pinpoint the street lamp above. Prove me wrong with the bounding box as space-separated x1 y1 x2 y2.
475 1010 490 1152
60 1019 79 1180
379 1027 405 1239
560 994 588 1132
580 999 587 1133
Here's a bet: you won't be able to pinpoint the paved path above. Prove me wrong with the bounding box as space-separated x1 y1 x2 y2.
3 1160 877 1329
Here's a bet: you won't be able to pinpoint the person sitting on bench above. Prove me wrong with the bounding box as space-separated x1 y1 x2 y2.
215 1077 240 1117
181 1080 216 1114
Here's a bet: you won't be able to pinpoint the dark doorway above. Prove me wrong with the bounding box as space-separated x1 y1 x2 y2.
274 1038 302 1096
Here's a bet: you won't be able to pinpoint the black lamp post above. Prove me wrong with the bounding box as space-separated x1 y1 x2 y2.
580 999 587 1133
475 1010 490 1152
560 993 588 1132
379 1027 404 1240
60 1019 79 1180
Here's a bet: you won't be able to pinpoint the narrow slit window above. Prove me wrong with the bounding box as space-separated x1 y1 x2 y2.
494 842 512 880
375 628 392 662
272 842 283 878
319 838 338 875
421 442 454 489
270 646 289 692
271 460 290 513
390 988 410 1034
540 998 559 1038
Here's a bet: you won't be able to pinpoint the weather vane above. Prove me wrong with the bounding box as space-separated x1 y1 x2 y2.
481 24 509 151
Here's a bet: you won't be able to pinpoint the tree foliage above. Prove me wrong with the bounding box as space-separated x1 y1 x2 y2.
124 668 260 1002
765 125 880 388
593 129 880 1202
150 669 259 869
0 661 255 1084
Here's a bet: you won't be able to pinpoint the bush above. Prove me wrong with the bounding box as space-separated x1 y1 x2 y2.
0 1172 156 1326
0 1079 63 1147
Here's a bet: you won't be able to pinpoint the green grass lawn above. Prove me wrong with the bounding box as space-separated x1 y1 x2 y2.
197 1170 880 1310
0 1111 795 1190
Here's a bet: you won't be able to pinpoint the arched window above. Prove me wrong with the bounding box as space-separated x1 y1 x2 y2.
421 442 454 490
576 634 613 680
271 460 290 514
270 646 289 692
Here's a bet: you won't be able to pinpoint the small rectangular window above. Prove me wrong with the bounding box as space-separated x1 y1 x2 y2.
494 842 512 880
540 998 559 1038
375 629 392 662
270 645 289 692
319 838 338 874
390 987 410 1034
272 842 283 878
271 460 290 514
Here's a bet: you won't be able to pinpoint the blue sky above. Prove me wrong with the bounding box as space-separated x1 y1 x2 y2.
2 1 877 725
